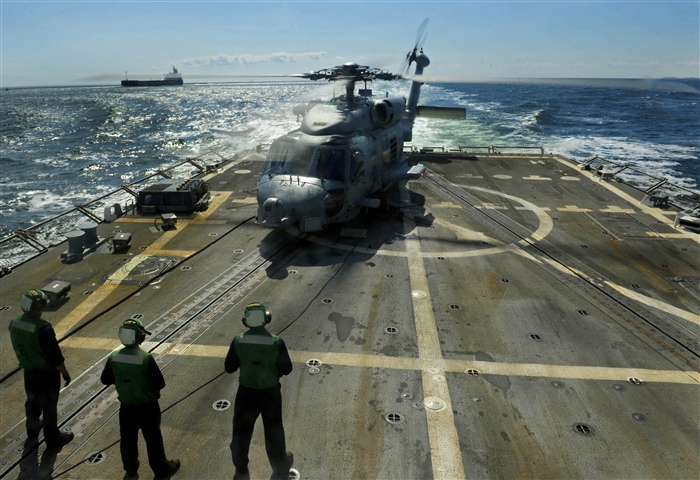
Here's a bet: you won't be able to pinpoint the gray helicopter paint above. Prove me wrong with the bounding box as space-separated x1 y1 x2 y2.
256 54 440 232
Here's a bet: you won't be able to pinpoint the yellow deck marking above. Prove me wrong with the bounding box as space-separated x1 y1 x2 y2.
552 156 700 244
404 191 465 480
600 206 636 214
604 281 700 326
230 197 257 204
55 191 233 337
143 249 197 257
61 339 700 385
557 205 593 213
53 284 119 338
523 175 552 181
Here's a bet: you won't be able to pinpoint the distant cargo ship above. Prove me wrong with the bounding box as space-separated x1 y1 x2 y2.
121 67 183 87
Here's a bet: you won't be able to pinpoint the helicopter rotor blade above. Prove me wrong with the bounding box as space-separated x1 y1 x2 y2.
404 17 429 75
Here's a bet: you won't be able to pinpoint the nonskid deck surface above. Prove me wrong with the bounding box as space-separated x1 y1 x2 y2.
0 152 698 479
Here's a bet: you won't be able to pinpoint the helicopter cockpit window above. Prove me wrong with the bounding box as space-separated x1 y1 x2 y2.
312 148 346 183
261 142 316 177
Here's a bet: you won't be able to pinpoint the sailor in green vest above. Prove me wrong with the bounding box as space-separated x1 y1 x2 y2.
225 302 294 480
100 318 180 479
9 290 74 449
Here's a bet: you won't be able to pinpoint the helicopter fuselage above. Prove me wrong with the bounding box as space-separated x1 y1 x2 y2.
257 94 423 232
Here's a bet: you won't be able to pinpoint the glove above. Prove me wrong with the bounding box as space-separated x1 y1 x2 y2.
62 374 71 387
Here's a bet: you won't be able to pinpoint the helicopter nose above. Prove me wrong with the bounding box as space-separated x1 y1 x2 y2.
258 197 294 228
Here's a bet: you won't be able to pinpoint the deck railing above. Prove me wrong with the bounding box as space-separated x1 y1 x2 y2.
404 145 545 155
0 157 224 271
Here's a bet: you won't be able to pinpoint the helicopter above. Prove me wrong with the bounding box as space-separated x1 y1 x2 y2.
256 26 466 232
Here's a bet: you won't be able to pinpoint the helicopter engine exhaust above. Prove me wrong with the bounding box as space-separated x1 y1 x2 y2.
370 97 406 127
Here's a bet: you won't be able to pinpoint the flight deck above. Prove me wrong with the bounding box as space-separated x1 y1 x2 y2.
1 149 698 480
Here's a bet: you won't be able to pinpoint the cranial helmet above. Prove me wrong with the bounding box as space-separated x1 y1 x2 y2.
118 318 152 347
21 290 48 313
242 302 271 328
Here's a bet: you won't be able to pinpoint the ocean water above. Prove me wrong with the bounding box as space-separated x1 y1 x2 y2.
1 79 699 240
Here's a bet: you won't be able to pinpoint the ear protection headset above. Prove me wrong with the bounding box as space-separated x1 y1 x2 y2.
20 290 48 313
242 302 271 328
118 318 152 347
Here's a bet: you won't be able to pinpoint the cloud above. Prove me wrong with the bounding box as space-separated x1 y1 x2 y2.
181 52 327 68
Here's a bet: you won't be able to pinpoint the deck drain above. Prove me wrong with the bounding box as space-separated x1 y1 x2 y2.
471 397 483 403
385 274 394 278
131 313 144 319
628 377 643 385
573 423 594 436
577 310 589 315
288 269 298 275
466 369 480 376
83 290 94 295
528 333 542 341
630 284 640 289
601 231 609 235
437 256 445 260
233 249 244 254
551 381 564 388
500 278 510 283
321 298 333 304
181 266 191 271
613 384 626 391
306 359 322 367
212 400 231 411
424 397 446 411
449 304 461 310
85 451 106 465
632 413 647 422
412 402 423 409
552 217 559 220
401 393 413 400
385 412 404 424
660 264 671 269
139 246 148 250
308 367 320 374
289 468 300 480
480 241 489 245
385 327 398 334
0 306 10 311
209 232 218 237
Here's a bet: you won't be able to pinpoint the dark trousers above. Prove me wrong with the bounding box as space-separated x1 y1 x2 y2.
230 383 288 479
24 369 60 444
119 401 170 477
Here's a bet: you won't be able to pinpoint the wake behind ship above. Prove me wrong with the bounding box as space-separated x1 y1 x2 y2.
121 67 183 87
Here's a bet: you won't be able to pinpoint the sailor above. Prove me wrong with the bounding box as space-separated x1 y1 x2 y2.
225 302 294 480
100 318 180 479
9 290 74 448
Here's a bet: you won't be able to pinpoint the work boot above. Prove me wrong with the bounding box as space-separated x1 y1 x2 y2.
46 432 74 449
271 452 293 480
233 467 250 480
125 460 139 477
154 459 180 479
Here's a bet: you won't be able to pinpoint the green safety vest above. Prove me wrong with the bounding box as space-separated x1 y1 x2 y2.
234 328 280 389
9 313 52 370
109 347 160 405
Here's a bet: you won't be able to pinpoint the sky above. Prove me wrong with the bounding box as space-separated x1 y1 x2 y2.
1 1 698 88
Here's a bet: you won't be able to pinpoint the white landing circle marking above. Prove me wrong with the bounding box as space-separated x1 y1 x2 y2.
294 186 553 259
